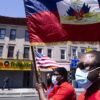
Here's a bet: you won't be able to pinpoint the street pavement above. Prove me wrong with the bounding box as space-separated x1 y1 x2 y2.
0 88 38 97
0 88 84 100
0 97 39 100
0 88 39 100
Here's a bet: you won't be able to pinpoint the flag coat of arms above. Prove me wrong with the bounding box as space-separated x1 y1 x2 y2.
24 0 100 45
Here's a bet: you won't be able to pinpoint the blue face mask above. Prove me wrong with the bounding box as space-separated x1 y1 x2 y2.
51 75 58 85
75 68 92 89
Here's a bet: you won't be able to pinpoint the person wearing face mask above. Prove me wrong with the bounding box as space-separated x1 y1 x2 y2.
36 67 76 100
46 72 55 97
75 51 100 100
75 67 93 89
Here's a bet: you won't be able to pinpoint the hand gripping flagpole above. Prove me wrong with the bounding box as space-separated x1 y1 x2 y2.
31 46 39 83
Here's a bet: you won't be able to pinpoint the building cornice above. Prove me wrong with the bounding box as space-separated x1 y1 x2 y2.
0 16 27 26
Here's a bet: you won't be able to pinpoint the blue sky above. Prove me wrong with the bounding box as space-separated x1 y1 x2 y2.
0 0 26 18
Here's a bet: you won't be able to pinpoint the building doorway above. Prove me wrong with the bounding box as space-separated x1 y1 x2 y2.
23 71 30 88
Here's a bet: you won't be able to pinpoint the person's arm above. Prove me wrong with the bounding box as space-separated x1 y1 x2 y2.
36 83 47 100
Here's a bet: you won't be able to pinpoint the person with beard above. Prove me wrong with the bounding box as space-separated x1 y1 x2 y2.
36 67 76 100
75 51 100 100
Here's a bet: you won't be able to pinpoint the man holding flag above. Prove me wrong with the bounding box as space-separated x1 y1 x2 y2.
36 67 76 100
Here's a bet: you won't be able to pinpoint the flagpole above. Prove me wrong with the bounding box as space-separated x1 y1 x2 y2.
31 46 42 100
31 46 39 83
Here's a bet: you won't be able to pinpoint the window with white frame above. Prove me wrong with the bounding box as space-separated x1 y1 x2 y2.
9 29 16 40
0 28 6 39
92 48 97 51
37 48 43 54
25 30 29 41
23 47 30 59
0 46 3 57
47 48 52 58
7 46 14 58
60 49 66 60
80 47 86 54
72 46 77 58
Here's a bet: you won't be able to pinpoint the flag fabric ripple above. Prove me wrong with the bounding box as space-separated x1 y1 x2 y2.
24 0 100 45
35 51 59 68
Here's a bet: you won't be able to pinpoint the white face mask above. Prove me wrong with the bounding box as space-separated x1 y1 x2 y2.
51 75 58 85
75 68 92 89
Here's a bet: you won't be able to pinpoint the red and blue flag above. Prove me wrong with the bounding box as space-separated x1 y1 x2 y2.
24 0 100 45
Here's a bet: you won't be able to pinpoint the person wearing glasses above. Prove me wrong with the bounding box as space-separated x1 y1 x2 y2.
75 51 100 100
36 67 76 100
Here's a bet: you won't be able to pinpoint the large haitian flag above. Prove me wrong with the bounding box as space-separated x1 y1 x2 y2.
24 0 100 45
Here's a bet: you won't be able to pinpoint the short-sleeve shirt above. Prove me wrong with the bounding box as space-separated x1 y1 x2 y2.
78 90 100 100
48 82 76 100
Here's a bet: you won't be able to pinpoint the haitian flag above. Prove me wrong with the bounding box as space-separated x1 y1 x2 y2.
24 0 100 45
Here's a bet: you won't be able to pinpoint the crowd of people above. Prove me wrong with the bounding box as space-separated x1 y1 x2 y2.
35 51 100 100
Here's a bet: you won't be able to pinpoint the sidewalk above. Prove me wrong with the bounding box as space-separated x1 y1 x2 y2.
0 88 38 97
0 88 84 98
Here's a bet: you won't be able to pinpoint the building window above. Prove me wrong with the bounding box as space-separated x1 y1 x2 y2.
60 49 66 60
80 47 86 54
7 46 14 58
9 29 16 40
0 46 3 57
47 49 52 58
25 30 29 41
0 28 6 39
72 47 77 58
23 47 29 59
37 48 43 54
92 48 97 51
